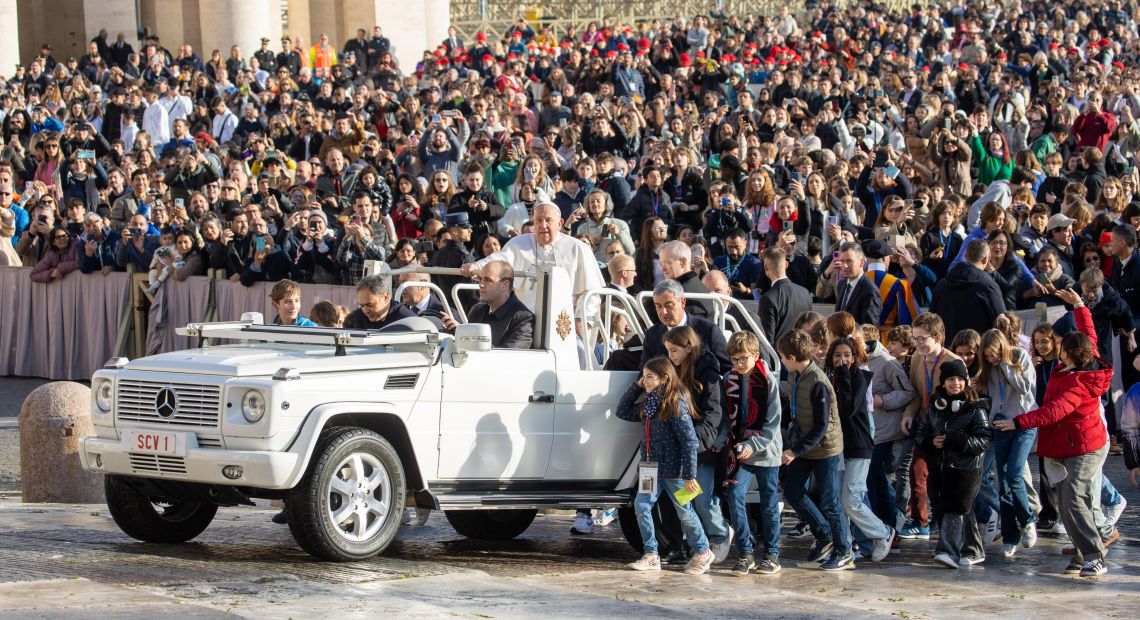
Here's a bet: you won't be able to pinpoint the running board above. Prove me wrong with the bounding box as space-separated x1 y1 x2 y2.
433 492 633 511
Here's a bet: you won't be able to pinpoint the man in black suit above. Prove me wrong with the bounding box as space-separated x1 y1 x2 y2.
658 240 713 318
641 279 730 373
603 254 643 371
757 246 813 346
833 241 883 327
399 272 447 315
1109 224 1140 390
344 274 417 330
458 260 534 349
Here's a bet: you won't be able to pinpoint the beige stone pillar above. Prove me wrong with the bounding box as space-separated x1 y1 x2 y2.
198 0 277 64
285 0 312 45
375 0 450 74
0 0 19 79
19 382 104 504
307 0 340 52
83 0 138 45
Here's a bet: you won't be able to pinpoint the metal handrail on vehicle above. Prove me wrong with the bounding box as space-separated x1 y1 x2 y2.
393 281 455 318
576 288 650 370
450 283 480 323
634 290 780 376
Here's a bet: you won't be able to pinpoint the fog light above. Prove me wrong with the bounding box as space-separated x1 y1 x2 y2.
222 465 244 479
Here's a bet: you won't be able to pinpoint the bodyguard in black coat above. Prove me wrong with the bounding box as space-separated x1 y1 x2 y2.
467 292 534 349
757 248 813 345
835 275 882 327
930 248 1007 343
1109 225 1140 388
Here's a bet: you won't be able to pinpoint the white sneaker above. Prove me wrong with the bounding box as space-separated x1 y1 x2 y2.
1021 522 1037 549
871 527 895 563
684 549 714 575
933 553 959 569
594 508 617 527
958 555 985 567
570 513 594 535
1002 544 1018 558
983 511 1001 545
712 525 735 564
628 553 661 571
1102 497 1127 527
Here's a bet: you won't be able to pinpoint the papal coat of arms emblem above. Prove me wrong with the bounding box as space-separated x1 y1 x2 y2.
556 310 572 341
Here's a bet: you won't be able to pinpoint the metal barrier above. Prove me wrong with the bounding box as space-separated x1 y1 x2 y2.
635 289 780 376
576 287 650 370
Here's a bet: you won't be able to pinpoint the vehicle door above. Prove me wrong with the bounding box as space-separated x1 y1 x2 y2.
548 369 641 484
437 348 557 480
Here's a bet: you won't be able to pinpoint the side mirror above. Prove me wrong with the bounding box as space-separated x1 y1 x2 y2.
454 323 492 353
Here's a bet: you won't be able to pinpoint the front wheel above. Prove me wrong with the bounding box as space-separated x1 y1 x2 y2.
445 509 536 540
286 427 406 561
105 475 218 543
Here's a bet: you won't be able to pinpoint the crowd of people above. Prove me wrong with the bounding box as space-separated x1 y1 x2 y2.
0 0 1137 577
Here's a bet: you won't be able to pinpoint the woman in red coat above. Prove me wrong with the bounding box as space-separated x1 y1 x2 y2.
994 288 1113 577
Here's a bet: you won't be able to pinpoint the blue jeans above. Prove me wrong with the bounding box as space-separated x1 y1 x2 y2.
633 478 710 556
1101 474 1123 507
843 457 890 542
725 463 780 558
973 446 1000 526
868 441 900 526
785 454 850 554
693 463 729 545
994 428 1037 545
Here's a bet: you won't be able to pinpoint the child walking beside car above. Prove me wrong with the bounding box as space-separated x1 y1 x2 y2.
617 356 714 575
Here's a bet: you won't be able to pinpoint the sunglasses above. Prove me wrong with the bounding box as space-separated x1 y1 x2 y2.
53 234 69 240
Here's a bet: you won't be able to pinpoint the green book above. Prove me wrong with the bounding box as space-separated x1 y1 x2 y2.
673 481 703 507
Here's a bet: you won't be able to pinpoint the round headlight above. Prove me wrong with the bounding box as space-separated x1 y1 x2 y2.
95 381 113 412
241 390 266 423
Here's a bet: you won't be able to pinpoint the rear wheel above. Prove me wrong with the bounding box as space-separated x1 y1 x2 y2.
445 509 536 540
286 427 406 561
104 475 218 543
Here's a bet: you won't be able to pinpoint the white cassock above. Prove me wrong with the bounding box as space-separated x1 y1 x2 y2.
476 232 604 318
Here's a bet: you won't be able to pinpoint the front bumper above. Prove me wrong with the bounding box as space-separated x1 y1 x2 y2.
81 437 302 489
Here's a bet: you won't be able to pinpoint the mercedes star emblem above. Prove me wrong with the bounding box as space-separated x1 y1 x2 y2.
154 388 178 418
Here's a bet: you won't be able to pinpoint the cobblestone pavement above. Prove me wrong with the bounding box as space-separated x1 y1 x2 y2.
0 378 1137 618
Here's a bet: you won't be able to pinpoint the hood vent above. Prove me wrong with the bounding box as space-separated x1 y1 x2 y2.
384 373 420 390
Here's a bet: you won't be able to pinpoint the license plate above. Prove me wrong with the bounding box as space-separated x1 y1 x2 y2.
124 430 187 456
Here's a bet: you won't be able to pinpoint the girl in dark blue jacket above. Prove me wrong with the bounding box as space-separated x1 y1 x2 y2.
617 356 712 575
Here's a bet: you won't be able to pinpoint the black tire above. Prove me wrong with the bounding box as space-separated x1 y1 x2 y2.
617 506 673 554
104 475 218 543
445 509 536 540
286 427 406 562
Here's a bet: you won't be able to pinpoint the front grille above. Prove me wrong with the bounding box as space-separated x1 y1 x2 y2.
116 380 222 428
128 453 188 476
196 435 224 449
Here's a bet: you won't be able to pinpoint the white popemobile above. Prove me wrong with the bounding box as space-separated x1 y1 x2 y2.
81 264 776 561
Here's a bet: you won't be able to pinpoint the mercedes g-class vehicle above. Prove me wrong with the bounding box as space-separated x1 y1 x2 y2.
81 265 776 561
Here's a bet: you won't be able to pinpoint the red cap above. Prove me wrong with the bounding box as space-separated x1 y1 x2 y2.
1100 38 1111 47
957 63 969 71
1113 60 1125 70
921 65 931 72
637 37 651 49
679 53 691 67
765 56 776 64
696 50 706 58
506 52 517 60
559 40 571 48
996 52 1007 59
1068 47 1080 54
481 53 493 62
750 58 760 65
436 58 449 66
616 42 629 51
1048 42 1059 49
194 132 212 145
722 54 736 63
605 50 617 59
589 49 599 57
778 59 788 66
476 32 486 42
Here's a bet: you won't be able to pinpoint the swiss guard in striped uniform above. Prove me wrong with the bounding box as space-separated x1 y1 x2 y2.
862 240 919 335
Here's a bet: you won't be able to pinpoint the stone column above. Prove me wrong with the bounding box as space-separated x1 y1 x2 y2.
198 0 277 65
0 0 19 79
83 0 138 44
375 0 450 74
285 0 312 46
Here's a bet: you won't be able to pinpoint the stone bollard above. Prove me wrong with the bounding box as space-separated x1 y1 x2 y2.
19 381 105 503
